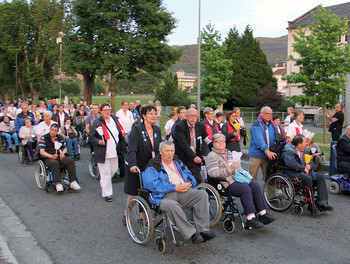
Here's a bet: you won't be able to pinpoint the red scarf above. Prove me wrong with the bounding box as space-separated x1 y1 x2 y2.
295 125 304 135
101 122 110 140
204 118 219 141
227 121 240 142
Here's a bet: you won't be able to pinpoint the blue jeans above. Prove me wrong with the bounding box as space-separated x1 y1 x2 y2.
64 138 79 155
3 132 19 149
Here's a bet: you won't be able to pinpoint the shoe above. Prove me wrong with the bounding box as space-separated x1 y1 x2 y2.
105 196 112 202
317 201 334 212
258 213 277 225
245 218 264 230
309 205 323 216
200 231 216 241
74 155 80 160
56 183 64 192
15 146 19 152
9 148 14 153
122 215 126 226
70 181 81 190
191 232 204 244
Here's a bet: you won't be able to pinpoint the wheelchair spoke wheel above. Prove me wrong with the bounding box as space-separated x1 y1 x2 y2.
18 144 24 163
263 174 294 212
155 236 166 254
35 160 47 190
88 153 100 179
197 183 223 227
223 218 235 234
126 196 154 245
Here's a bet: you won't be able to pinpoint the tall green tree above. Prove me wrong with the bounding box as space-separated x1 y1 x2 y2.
200 23 232 109
224 25 277 106
283 6 350 143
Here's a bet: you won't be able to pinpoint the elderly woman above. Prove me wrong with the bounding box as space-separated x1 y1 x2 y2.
59 118 79 159
222 111 241 152
205 133 276 229
0 115 19 153
35 111 57 141
18 117 37 160
305 138 325 171
202 107 220 153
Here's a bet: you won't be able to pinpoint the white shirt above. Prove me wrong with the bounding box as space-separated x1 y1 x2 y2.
287 120 304 140
164 118 176 135
115 109 134 134
35 121 57 137
162 161 184 185
105 118 119 159
59 112 65 127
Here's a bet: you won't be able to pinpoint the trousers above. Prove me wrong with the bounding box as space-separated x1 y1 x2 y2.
45 156 77 183
297 172 328 203
249 157 269 181
98 157 118 197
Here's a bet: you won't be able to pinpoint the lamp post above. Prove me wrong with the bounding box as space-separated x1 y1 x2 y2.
197 0 201 115
15 49 18 99
56 32 63 104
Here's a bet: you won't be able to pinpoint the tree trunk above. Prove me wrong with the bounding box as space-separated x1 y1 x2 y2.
4 89 8 101
110 70 116 113
32 89 40 105
323 107 327 144
83 73 94 106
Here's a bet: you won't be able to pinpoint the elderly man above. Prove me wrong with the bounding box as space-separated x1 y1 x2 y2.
282 134 333 215
128 102 140 120
336 125 350 173
142 141 215 243
15 104 35 132
174 108 211 184
329 103 344 142
35 111 57 141
248 106 277 181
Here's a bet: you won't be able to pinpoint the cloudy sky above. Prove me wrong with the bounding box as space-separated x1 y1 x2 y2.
162 0 348 45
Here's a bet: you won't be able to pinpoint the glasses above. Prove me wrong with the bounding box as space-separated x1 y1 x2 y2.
263 112 272 115
187 115 198 118
146 113 157 116
214 141 226 144
101 109 111 112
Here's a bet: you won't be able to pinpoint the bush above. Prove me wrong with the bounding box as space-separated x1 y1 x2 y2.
278 98 295 112
251 89 282 111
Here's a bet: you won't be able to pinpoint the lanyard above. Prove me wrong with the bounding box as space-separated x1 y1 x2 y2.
161 158 184 182
223 152 228 163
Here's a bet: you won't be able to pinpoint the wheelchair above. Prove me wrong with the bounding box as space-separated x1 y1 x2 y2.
34 158 70 193
329 143 350 194
18 142 29 164
126 170 193 254
263 157 315 216
0 134 9 152
88 152 100 179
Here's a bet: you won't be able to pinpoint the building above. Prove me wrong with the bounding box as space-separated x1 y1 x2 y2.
272 63 287 96
175 69 197 92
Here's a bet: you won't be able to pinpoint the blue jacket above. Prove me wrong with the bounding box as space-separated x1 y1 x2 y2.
15 112 34 132
248 117 275 158
282 142 315 180
142 154 197 206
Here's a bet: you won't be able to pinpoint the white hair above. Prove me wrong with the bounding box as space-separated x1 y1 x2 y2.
43 110 53 117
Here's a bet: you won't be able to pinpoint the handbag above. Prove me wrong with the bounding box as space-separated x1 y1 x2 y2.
233 169 253 184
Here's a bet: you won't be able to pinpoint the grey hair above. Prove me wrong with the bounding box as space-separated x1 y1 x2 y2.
233 107 240 112
261 106 271 113
212 133 225 141
43 110 53 117
160 141 174 151
203 107 214 115
346 125 350 132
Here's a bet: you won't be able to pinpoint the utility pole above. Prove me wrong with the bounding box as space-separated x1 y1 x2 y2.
197 0 201 116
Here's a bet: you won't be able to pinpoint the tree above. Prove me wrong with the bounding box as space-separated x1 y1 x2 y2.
155 72 191 107
200 23 232 109
224 26 277 106
283 6 350 143
251 90 282 111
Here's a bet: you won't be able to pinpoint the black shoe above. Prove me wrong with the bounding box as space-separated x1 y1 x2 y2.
15 146 19 152
258 213 277 225
122 215 126 226
105 196 112 202
317 201 334 212
309 205 323 216
245 218 264 230
200 231 216 241
9 148 14 153
191 232 204 244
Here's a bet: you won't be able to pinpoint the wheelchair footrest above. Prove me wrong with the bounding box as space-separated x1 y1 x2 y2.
174 241 184 247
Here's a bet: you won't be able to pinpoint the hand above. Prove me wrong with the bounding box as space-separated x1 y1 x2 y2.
228 162 239 174
306 164 311 170
59 153 65 160
25 136 30 139
193 156 202 164
265 150 277 160
247 135 250 140
130 166 139 173
51 154 58 160
98 140 105 145
233 132 239 137
304 167 309 175
175 183 191 193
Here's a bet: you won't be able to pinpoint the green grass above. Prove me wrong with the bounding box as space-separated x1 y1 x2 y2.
92 95 154 106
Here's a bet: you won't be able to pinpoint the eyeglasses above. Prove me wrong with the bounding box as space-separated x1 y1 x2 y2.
101 109 111 112
214 141 226 144
263 112 272 115
146 113 157 116
187 115 198 118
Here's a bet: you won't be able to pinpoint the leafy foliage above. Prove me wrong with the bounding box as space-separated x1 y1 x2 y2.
251 90 282 111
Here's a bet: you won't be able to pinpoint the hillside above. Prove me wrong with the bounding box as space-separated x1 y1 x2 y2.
169 35 288 73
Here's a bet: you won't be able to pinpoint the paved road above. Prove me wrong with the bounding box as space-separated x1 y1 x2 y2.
0 148 349 264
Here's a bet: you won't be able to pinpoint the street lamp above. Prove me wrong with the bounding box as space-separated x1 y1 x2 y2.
56 31 63 104
197 0 201 115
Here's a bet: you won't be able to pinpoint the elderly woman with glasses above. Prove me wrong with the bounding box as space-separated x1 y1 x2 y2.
205 133 276 230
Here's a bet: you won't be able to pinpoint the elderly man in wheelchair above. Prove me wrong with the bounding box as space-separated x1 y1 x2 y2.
142 141 216 244
282 134 333 216
38 123 81 192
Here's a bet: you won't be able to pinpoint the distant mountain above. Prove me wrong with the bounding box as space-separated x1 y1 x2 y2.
169 35 288 73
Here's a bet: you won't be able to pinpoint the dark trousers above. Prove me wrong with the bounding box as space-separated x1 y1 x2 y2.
229 181 267 215
297 173 328 203
183 160 202 185
45 156 77 183
331 129 342 142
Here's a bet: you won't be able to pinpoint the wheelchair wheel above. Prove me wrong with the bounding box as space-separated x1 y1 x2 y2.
263 174 295 212
18 144 25 163
155 236 166 254
223 218 235 234
126 196 154 245
329 181 340 194
292 205 304 216
78 131 84 146
88 153 100 179
35 160 47 190
197 183 223 227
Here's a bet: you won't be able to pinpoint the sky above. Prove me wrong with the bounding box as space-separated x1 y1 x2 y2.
162 0 349 45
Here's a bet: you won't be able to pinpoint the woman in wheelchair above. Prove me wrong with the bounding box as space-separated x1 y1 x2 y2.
142 141 216 244
205 133 276 229
18 117 37 161
0 115 19 153
59 118 79 159
38 123 81 192
282 134 333 215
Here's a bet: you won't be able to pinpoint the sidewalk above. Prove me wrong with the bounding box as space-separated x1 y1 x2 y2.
0 195 53 264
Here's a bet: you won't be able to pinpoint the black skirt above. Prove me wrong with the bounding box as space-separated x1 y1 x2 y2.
123 166 141 195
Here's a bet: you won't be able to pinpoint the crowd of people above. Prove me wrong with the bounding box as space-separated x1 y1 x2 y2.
0 97 343 244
